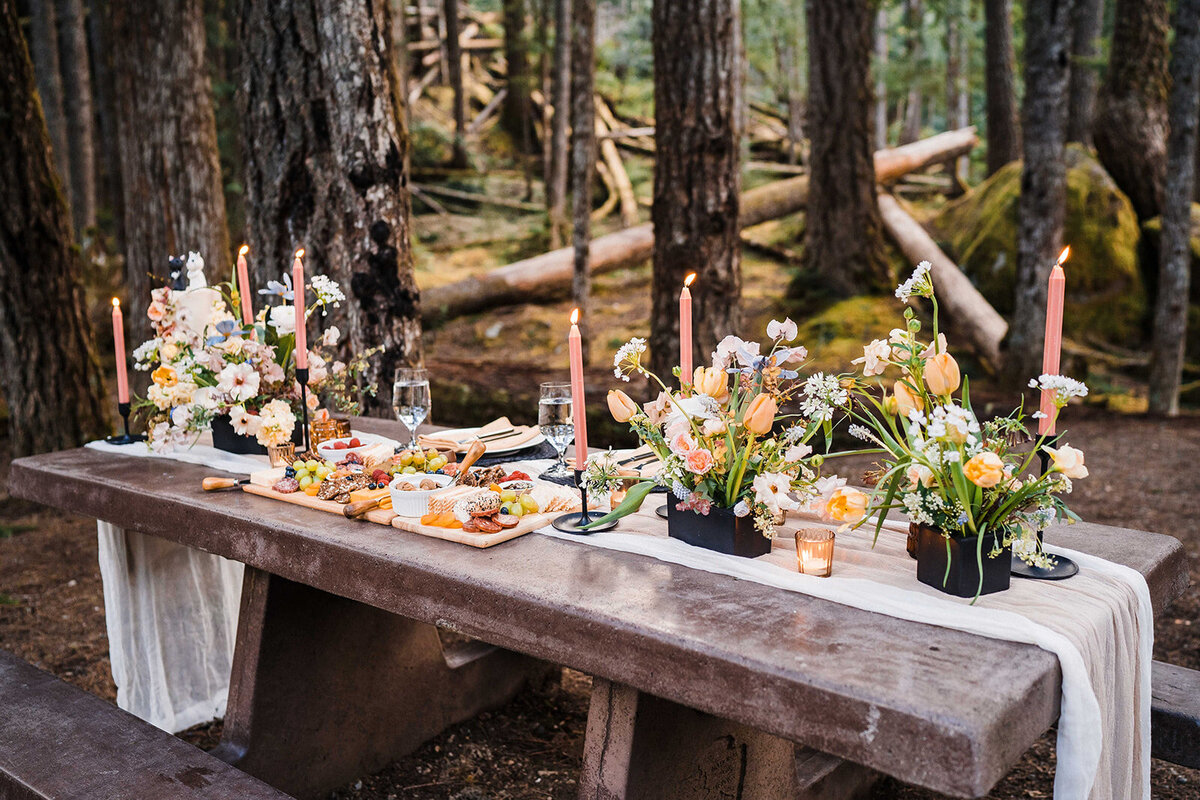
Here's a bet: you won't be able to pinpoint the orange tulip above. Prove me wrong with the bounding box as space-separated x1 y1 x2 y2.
744 393 778 435
151 365 178 388
607 389 639 423
893 381 924 418
924 352 961 396
692 366 729 402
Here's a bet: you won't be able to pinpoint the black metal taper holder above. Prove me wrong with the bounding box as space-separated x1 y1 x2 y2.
296 367 312 453
1012 433 1079 580
105 401 146 445
552 469 618 534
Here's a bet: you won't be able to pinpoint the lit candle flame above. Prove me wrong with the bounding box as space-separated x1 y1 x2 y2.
295 248 305 260
111 297 120 308
239 244 249 256
684 272 697 288
570 308 580 325
1056 246 1070 266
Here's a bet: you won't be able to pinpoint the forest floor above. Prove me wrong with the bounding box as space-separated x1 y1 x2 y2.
2 407 1199 799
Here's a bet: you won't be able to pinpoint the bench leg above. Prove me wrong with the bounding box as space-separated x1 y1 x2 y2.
579 678 877 800
210 567 546 799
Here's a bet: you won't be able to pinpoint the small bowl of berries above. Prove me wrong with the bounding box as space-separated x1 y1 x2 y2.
315 433 386 463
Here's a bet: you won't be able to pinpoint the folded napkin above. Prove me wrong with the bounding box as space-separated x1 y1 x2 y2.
418 417 541 453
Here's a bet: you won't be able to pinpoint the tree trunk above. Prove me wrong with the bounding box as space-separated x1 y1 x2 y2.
1007 0 1075 383
27 0 71 195
502 0 533 152
239 0 421 415
1065 0 1103 146
984 0 1021 175
650 0 742 381
109 0 230 348
0 0 108 455
546 0 570 249
569 0 595 363
874 5 888 151
444 0 468 168
801 0 890 298
944 0 968 187
1094 0 1169 221
87 0 123 249
1148 0 1200 415
898 0 923 145
55 0 96 235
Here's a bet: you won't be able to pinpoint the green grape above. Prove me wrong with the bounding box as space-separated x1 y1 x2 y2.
298 475 314 489
520 495 539 512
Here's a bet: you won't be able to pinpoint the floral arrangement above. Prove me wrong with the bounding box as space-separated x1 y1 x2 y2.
843 261 1089 569
133 252 378 450
587 319 863 537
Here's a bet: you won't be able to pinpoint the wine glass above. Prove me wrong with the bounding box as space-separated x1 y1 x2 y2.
393 368 431 449
538 382 574 478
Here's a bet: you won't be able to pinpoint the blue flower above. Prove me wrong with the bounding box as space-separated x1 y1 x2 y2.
205 319 251 347
258 273 294 301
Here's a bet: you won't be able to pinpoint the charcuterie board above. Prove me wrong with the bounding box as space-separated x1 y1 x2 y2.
390 511 556 548
242 483 398 525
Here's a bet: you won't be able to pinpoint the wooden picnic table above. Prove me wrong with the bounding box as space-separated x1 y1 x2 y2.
7 416 1190 800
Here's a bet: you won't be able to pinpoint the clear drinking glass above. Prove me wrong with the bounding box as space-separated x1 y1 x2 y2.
538 381 574 478
393 368 431 449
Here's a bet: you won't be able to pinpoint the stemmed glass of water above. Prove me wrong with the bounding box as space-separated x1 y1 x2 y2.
393 368 431 449
538 382 574 478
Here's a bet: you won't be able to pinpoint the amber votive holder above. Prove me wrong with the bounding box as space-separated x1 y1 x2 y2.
310 418 340 447
796 528 835 577
267 442 296 468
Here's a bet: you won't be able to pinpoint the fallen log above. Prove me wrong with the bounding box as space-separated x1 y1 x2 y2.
877 192 1007 367
594 105 638 227
422 128 980 324
411 182 543 213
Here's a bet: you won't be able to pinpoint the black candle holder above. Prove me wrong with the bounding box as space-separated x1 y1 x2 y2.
552 469 618 534
296 367 312 453
1012 433 1079 580
105 401 146 445
654 503 669 520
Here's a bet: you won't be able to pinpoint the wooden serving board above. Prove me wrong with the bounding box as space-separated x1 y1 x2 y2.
242 483 398 525
390 511 557 548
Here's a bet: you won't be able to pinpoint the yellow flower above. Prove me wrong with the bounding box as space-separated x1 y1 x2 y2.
692 366 729 402
826 487 868 524
607 389 638 423
1044 444 1088 479
963 451 1005 488
743 393 777 435
893 381 924 418
924 352 961 396
151 365 178 388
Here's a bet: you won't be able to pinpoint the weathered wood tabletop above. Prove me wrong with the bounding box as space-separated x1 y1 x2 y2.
7 417 1190 799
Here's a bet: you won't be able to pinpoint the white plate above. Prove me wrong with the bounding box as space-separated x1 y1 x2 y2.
433 426 547 456
315 432 392 462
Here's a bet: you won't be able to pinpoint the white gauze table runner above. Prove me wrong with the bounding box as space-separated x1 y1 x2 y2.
85 435 267 732
538 500 1152 800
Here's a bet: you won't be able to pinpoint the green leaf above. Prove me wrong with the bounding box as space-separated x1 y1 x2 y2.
581 481 657 530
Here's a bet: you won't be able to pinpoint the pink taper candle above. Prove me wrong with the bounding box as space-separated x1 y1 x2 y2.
292 249 307 370
679 272 696 386
1039 246 1070 434
111 298 129 404
236 244 254 332
569 308 588 468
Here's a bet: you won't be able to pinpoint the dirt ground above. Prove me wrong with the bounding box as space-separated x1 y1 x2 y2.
2 410 1199 799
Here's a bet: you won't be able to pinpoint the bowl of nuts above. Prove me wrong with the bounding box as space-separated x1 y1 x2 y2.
388 473 454 517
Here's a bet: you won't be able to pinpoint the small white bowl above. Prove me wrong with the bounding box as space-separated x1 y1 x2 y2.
388 473 454 517
316 432 387 462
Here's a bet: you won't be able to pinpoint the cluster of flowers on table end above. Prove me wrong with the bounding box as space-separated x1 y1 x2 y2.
588 260 1090 568
132 252 380 450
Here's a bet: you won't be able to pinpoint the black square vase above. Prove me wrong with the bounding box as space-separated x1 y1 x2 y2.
210 412 303 456
666 501 773 558
915 524 1011 598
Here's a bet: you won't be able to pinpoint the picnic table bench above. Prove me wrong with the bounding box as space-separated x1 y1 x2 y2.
0 648 292 799
7 416 1192 799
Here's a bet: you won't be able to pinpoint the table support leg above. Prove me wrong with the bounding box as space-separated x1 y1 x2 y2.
578 678 877 800
210 567 546 799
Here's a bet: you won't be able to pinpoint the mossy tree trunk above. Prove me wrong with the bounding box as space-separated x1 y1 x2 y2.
27 0 71 198
1093 0 1170 221
1066 0 1103 147
56 0 96 235
238 0 421 416
983 0 1021 176
873 5 888 151
800 0 890 299
444 0 468 168
569 0 595 362
650 0 743 381
0 0 108 455
109 0 230 348
898 0 923 146
1007 0 1075 383
502 0 534 153
547 0 571 249
1148 0 1200 415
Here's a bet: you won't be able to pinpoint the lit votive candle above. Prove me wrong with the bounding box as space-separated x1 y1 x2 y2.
796 528 835 577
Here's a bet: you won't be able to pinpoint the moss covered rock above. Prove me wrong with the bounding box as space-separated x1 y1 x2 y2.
928 144 1145 345
798 296 909 374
